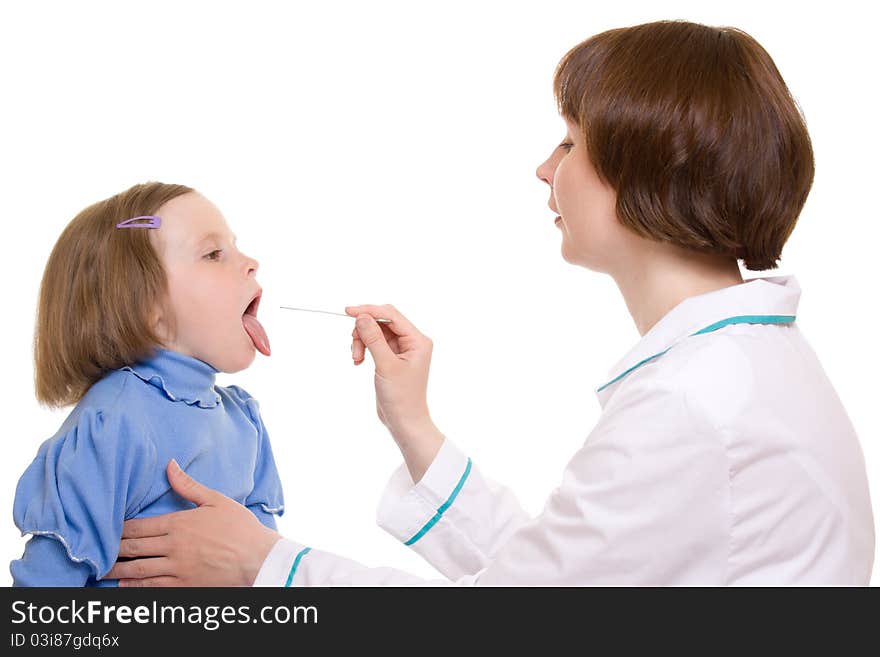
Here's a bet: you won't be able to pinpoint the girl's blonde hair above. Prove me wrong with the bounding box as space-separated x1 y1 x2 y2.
553 20 814 271
35 181 194 407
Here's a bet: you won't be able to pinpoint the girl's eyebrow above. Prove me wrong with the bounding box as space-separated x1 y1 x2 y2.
195 232 237 246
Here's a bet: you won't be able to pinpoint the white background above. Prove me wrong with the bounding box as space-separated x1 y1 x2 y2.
1 0 877 586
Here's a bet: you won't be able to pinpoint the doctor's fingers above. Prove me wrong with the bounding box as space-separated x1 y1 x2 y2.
120 511 183 539
351 328 365 365
344 304 424 338
116 534 174 559
104 557 175 583
352 324 400 363
117 576 179 588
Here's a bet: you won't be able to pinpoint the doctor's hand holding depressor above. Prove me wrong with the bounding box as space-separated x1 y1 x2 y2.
346 304 445 484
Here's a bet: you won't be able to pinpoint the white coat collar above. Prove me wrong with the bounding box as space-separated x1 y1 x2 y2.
595 274 801 408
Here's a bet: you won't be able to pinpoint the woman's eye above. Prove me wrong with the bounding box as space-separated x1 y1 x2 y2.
205 249 222 261
560 142 574 151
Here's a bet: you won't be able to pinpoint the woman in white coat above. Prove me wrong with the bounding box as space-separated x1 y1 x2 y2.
107 19 874 586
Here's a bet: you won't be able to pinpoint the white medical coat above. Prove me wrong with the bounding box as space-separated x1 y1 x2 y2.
255 275 874 586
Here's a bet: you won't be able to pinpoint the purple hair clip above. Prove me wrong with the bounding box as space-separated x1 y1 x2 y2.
116 215 162 229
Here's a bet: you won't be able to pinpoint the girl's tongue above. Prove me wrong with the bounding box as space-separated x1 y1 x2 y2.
242 314 271 356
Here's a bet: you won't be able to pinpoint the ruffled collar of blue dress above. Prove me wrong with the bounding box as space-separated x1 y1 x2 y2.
121 347 221 409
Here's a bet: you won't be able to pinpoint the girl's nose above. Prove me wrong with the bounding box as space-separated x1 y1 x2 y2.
244 254 259 276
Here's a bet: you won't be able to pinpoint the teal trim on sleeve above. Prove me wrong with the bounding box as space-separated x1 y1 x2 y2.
284 546 312 587
595 314 796 393
404 458 472 546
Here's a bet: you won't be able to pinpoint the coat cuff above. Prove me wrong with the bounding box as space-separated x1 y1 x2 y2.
375 436 472 545
253 537 310 587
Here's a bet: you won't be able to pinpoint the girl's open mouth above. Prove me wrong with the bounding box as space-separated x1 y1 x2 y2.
242 291 271 356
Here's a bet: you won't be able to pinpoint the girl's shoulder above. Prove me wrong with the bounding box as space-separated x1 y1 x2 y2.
216 383 262 424
78 368 132 408
218 383 255 404
52 369 156 447
216 383 266 414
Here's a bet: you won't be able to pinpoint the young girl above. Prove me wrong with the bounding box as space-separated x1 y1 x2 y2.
11 182 282 586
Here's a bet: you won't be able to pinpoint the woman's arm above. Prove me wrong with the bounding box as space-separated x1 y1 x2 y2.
103 460 489 586
346 304 444 483
256 377 733 587
104 430 533 586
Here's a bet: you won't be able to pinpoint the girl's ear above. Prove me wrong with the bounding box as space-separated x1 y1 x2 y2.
151 305 169 344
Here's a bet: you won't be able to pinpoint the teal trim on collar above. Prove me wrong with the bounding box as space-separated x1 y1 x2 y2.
404 458 472 546
595 314 796 393
284 547 312 587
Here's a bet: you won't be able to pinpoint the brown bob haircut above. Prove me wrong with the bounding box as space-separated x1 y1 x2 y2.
553 20 814 271
35 181 194 408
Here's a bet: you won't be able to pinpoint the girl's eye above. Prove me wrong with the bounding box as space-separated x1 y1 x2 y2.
205 249 222 261
560 142 574 151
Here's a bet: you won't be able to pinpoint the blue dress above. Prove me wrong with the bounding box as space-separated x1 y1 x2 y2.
11 348 285 586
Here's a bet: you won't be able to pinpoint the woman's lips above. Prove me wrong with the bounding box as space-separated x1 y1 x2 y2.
555 215 562 225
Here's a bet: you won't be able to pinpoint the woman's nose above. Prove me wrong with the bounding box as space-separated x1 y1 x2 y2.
536 156 554 186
